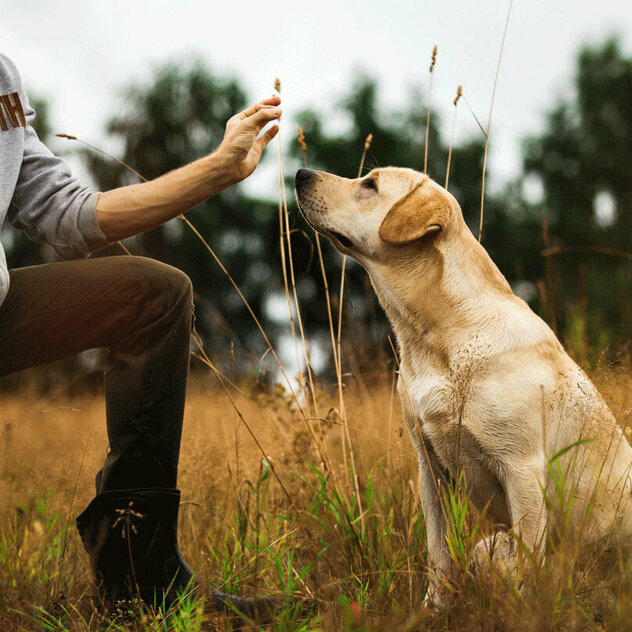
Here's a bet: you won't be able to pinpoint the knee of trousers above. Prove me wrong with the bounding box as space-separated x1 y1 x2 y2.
128 257 193 325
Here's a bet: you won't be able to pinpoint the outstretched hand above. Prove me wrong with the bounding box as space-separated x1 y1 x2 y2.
218 97 281 183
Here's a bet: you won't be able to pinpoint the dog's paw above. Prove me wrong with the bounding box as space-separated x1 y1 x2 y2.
422 575 448 609
471 532 517 581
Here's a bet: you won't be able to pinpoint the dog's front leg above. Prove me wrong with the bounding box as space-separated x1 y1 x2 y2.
400 399 450 606
503 459 548 564
417 442 452 607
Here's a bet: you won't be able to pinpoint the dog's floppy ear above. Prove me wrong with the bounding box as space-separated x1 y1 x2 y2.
379 181 450 245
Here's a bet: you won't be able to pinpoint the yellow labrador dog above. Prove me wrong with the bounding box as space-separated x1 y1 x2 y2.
295 166 632 605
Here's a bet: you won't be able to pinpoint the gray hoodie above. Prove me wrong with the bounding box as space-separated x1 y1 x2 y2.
0 53 111 307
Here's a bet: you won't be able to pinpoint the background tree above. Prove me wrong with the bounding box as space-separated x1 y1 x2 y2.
524 37 632 353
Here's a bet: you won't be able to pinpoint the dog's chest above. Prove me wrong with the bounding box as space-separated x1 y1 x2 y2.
399 362 492 470
400 368 457 440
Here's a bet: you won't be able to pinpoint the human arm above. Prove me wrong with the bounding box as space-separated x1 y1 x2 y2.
94 98 281 242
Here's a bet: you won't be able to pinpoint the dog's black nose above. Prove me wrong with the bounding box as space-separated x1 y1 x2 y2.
295 168 314 185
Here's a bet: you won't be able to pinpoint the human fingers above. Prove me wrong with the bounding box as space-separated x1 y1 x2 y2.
247 107 282 129
239 97 281 119
257 124 279 148
247 125 279 170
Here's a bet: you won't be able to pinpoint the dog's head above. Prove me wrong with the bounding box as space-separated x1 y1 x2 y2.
295 166 514 337
294 167 462 269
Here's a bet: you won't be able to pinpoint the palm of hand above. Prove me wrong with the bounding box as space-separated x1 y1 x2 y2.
219 99 281 183
229 125 262 181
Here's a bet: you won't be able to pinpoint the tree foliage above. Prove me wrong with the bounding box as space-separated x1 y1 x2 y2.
525 38 632 349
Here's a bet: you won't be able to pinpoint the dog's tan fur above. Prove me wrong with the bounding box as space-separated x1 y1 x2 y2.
295 167 632 605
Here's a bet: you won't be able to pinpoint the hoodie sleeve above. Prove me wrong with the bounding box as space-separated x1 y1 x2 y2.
7 64 111 259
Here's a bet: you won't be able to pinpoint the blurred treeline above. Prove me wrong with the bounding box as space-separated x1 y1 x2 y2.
4 37 632 378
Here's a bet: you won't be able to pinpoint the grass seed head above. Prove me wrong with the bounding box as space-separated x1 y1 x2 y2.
454 85 463 106
297 126 307 152
429 45 438 73
364 133 373 151
275 77 281 93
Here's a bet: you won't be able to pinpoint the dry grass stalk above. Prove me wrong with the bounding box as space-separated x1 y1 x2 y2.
56 133 145 182
274 81 321 420
281 164 319 415
478 0 514 243
272 81 310 410
386 367 397 476
293 128 350 503
336 256 349 466
445 85 462 189
294 125 339 375
295 126 339 380
423 45 438 174
170 217 340 478
540 217 559 335
276 135 310 407
333 133 375 523
182 216 339 505
56 133 134 256
178 216 303 409
358 133 373 177
461 95 487 136
273 82 345 489
336 131 373 391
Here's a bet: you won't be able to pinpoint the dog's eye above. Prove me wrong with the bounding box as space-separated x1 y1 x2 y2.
362 178 378 191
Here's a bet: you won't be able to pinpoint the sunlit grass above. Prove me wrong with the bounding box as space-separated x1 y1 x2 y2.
2 360 632 630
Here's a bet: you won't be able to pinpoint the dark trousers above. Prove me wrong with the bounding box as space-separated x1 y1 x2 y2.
0 256 193 493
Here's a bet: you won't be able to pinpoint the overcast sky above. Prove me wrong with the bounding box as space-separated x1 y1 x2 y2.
2 0 632 199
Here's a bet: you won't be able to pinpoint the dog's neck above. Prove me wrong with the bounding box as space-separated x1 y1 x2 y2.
367 224 515 370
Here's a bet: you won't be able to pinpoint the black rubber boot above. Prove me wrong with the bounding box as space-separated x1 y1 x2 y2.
76 488 195 609
76 488 276 620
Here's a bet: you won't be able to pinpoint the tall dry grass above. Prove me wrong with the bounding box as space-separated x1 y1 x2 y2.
2 360 632 630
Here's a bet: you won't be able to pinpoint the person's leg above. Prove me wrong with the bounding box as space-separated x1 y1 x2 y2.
0 256 198 607
0 255 193 492
0 256 274 617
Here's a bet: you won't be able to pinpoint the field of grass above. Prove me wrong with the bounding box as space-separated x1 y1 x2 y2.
2 358 632 631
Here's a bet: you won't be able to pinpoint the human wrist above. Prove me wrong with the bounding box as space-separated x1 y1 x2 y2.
211 145 241 186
